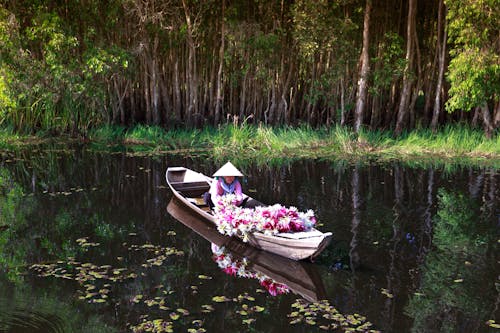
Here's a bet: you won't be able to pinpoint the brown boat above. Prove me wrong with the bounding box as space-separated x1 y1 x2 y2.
167 197 327 302
165 166 332 261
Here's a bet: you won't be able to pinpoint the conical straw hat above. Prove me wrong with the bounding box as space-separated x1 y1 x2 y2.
213 161 243 177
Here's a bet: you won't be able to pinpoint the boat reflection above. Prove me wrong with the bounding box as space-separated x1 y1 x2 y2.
167 198 327 302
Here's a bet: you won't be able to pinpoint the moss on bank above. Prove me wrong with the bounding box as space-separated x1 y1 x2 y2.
1 124 499 168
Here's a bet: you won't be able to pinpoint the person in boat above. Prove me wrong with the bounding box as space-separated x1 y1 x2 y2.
204 161 244 208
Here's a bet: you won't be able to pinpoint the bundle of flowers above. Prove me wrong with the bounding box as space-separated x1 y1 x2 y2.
212 245 289 296
213 194 317 242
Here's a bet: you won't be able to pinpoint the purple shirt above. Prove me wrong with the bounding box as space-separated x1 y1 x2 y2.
210 178 243 205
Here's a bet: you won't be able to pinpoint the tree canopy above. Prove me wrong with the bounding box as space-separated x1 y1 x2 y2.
0 0 498 136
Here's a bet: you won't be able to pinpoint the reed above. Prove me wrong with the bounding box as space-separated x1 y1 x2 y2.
2 123 498 167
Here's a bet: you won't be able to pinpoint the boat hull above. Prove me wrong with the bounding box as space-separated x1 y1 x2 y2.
166 167 332 261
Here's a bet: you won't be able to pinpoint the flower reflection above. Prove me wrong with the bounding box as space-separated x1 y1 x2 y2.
212 244 289 296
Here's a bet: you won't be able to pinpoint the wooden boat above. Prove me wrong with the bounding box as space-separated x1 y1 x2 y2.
167 198 327 302
166 166 333 261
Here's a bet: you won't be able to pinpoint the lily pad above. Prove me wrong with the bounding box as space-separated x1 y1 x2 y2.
212 295 231 303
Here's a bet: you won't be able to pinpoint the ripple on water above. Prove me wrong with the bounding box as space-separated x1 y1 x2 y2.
0 304 65 333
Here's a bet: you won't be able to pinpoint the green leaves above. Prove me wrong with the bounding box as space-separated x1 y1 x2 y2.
445 0 500 113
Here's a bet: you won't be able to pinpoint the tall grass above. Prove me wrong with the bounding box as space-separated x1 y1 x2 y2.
3 123 499 167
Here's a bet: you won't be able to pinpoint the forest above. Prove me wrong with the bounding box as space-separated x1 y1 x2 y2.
0 0 499 137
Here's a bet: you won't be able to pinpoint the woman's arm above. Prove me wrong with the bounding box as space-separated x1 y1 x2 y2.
234 181 243 205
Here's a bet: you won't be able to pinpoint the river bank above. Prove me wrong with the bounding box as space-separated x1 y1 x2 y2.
1 124 499 168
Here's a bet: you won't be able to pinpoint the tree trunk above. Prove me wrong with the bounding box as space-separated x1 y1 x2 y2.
182 0 197 126
494 100 500 129
214 0 224 125
173 58 182 122
268 72 277 124
280 60 294 125
481 103 494 139
395 0 417 136
143 59 151 124
431 0 446 131
354 0 371 133
340 76 346 126
151 36 160 125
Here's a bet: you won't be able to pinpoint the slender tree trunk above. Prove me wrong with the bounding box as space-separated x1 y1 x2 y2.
408 11 422 130
280 61 294 125
395 0 417 136
494 100 500 129
214 0 224 125
182 0 197 126
268 73 277 124
143 59 151 123
340 76 346 126
151 36 160 125
431 0 446 131
173 58 182 122
481 103 494 139
354 0 372 133
240 69 247 121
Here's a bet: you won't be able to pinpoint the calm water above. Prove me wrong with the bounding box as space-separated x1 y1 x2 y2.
0 146 498 333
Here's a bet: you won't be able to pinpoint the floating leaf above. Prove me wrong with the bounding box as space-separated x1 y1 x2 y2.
242 318 256 325
453 279 463 283
250 305 263 313
306 318 316 326
92 298 107 304
212 296 230 303
177 308 190 316
191 319 203 327
201 304 214 313
486 320 500 328
132 295 143 303
290 318 302 325
169 312 180 320
198 275 212 280
187 329 206 333
381 288 394 298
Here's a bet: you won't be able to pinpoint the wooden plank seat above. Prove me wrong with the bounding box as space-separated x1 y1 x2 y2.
171 181 210 197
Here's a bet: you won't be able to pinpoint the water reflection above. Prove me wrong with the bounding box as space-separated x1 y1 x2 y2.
0 304 64 333
0 146 498 332
167 198 326 302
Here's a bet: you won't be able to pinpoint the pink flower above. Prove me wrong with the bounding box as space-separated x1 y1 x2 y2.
259 279 289 296
213 254 225 261
277 220 291 233
223 264 238 276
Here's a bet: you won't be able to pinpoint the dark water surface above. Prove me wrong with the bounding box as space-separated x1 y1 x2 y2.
0 146 498 333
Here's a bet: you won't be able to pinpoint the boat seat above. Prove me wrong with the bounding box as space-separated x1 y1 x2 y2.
171 181 210 196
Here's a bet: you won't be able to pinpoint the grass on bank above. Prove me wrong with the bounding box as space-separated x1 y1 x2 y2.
86 123 499 163
1 123 499 166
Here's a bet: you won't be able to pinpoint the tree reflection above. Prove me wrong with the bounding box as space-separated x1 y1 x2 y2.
405 188 498 332
0 167 33 280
